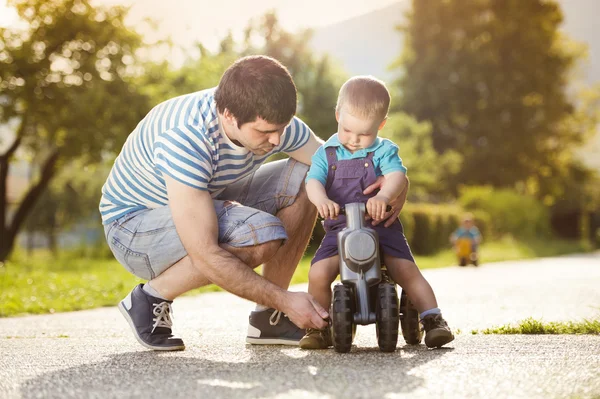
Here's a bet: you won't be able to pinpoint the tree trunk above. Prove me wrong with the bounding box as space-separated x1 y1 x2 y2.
0 150 60 262
47 228 57 256
0 120 26 262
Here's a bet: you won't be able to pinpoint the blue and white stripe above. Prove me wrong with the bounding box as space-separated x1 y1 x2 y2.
100 88 311 224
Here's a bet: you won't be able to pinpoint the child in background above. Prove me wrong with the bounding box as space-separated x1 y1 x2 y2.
451 213 482 264
300 76 454 349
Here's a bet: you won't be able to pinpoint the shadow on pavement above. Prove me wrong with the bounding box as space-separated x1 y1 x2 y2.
21 344 452 398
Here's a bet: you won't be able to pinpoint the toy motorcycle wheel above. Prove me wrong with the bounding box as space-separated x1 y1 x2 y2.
375 283 400 352
459 257 468 267
331 284 354 353
400 289 423 345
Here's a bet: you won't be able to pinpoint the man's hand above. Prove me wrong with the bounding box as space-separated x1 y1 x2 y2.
363 175 408 227
366 194 390 221
281 292 329 329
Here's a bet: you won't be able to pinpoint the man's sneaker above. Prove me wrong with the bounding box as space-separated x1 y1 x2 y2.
246 308 305 345
421 313 454 348
118 284 185 351
299 327 332 349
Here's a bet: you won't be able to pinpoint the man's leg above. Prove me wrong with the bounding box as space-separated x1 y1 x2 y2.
149 240 282 300
106 199 292 351
151 182 315 300
217 159 317 290
261 182 317 289
214 158 319 344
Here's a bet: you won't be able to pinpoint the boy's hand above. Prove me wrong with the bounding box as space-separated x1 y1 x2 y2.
364 175 407 227
367 195 390 221
314 197 340 220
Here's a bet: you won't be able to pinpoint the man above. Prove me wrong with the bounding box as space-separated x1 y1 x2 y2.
100 55 404 351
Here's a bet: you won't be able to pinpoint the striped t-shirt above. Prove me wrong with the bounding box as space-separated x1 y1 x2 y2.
100 88 311 225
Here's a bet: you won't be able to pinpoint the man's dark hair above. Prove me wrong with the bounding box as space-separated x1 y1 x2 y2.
215 55 297 127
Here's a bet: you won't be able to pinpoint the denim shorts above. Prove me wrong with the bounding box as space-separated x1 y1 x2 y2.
103 158 309 280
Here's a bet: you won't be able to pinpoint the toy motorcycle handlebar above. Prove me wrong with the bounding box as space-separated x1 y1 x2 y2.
338 204 393 216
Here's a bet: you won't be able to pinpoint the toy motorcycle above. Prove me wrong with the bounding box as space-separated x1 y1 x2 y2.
455 237 479 267
330 202 423 353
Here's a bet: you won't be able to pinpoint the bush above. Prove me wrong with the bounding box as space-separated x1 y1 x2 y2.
458 186 550 238
401 204 463 255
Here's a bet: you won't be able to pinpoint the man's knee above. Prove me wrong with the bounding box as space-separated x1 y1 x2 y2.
224 239 283 268
251 239 284 267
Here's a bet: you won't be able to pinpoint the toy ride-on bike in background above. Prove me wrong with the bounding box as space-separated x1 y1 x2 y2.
330 202 423 353
454 237 479 267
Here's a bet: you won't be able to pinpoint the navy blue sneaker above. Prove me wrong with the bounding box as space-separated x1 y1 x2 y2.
118 284 185 351
246 308 305 345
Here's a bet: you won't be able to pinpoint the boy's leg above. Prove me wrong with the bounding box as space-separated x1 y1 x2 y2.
300 256 338 350
384 255 454 348
307 256 340 310
383 256 438 313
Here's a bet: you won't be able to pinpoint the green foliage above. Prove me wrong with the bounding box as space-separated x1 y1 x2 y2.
458 185 550 238
137 51 238 105
380 113 461 200
0 0 151 260
395 0 599 200
401 203 462 255
474 317 600 335
0 0 150 160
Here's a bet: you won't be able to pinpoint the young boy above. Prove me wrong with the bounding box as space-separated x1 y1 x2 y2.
300 76 454 349
451 213 482 261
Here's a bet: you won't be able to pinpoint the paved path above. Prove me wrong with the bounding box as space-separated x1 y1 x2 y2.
1 253 599 398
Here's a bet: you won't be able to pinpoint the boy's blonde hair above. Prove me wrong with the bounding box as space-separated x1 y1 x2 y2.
336 76 391 121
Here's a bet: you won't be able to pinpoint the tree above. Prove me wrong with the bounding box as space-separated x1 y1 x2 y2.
380 112 461 201
394 0 596 198
0 0 150 261
242 12 346 139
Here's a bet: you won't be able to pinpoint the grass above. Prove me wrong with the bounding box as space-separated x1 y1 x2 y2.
0 251 221 317
471 317 600 335
0 236 593 318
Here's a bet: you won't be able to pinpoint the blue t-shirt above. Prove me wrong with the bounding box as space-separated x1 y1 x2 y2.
100 88 312 224
306 133 407 185
453 227 481 240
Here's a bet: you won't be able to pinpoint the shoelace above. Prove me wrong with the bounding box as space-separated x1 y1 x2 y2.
421 315 445 330
269 310 286 326
151 302 174 333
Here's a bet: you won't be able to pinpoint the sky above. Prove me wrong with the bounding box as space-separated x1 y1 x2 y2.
0 0 401 51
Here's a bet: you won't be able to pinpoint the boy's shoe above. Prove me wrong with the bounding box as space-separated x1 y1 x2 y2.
421 313 454 348
299 327 332 349
246 308 305 345
118 284 185 351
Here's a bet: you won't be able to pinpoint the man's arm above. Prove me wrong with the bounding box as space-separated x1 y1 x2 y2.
165 175 328 328
364 174 410 227
285 131 324 165
375 172 407 203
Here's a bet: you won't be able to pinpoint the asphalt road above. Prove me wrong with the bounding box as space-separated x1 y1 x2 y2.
1 253 599 399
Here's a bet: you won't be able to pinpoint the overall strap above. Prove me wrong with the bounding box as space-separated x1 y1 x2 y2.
325 146 339 164
324 146 339 191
